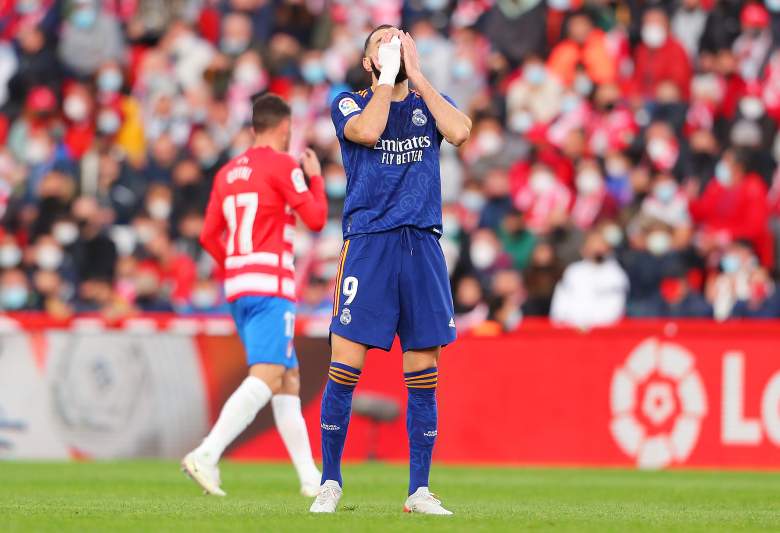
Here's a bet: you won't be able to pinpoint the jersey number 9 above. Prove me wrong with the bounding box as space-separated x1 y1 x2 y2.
343 276 358 305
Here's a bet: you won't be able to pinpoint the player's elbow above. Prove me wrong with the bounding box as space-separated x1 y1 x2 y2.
347 124 381 147
447 127 471 147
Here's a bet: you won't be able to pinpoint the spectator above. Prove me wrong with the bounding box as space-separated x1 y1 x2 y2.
0 268 32 310
547 9 616 88
550 230 629 329
632 7 692 100
732 3 773 84
660 274 712 318
58 0 126 77
690 148 773 267
671 0 708 60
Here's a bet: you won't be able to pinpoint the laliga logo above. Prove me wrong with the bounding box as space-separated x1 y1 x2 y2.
609 338 707 469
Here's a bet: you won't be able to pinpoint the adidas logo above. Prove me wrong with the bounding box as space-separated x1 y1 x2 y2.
423 430 438 438
321 423 341 431
448 318 455 328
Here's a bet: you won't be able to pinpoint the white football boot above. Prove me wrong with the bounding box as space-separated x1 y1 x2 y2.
403 487 453 515
181 451 226 497
309 480 342 513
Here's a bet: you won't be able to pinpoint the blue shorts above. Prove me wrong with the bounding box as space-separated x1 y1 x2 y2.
330 226 456 352
230 295 298 369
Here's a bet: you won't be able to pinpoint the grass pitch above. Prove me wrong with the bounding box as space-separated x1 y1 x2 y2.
1 461 778 532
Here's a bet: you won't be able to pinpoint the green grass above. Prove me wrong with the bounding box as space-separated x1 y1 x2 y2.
0 461 778 532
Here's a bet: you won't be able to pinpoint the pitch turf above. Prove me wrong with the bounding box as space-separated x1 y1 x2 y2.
1 461 778 532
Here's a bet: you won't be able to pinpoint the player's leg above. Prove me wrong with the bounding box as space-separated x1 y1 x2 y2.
272 366 322 496
397 229 455 515
310 333 367 513
183 297 287 496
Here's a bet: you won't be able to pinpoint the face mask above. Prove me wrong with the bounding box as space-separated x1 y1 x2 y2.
721 253 741 274
53 222 79 246
452 58 475 80
767 0 780 13
97 69 123 93
0 286 28 310
476 131 502 156
654 181 677 203
605 158 628 179
416 37 435 55
25 138 49 165
470 240 498 270
548 0 570 10
301 62 327 85
36 245 64 270
508 111 534 133
71 8 97 30
715 161 733 186
97 110 121 135
560 94 581 114
442 214 460 237
0 245 22 268
135 224 155 244
739 97 765 120
325 176 347 198
198 152 219 169
646 231 672 256
63 95 89 122
221 37 249 56
576 170 602 195
191 288 217 309
233 63 262 87
647 138 677 169
524 64 546 86
460 190 486 212
574 74 593 96
602 225 623 247
641 24 667 48
530 171 555 194
147 199 172 220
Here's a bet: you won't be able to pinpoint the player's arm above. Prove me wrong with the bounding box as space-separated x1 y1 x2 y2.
342 33 402 147
400 32 472 146
200 182 227 266
276 151 328 232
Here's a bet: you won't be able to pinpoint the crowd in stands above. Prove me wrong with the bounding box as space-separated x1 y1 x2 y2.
1 0 780 331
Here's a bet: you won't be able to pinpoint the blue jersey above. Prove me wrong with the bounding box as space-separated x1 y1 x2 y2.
331 88 455 238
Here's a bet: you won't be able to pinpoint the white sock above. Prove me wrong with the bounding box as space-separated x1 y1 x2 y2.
272 394 321 484
195 376 272 465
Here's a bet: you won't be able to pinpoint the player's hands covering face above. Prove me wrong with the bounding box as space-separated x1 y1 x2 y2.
377 35 402 86
400 32 422 83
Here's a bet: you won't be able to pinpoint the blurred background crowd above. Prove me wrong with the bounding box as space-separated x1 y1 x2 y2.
1 0 780 332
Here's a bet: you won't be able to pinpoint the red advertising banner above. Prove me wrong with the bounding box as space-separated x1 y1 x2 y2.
231 320 780 470
2 315 779 469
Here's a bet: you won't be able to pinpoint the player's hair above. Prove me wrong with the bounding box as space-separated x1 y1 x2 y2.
251 93 291 133
363 24 395 56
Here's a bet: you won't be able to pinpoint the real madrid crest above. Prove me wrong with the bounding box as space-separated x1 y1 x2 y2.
412 108 427 126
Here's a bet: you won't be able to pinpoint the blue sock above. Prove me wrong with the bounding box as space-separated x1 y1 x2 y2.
404 367 438 495
320 362 361 487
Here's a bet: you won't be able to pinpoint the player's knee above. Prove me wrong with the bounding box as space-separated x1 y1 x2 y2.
402 346 440 374
248 363 286 394
331 334 367 370
279 368 301 395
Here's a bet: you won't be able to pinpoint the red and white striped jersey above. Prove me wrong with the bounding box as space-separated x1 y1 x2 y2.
200 145 327 302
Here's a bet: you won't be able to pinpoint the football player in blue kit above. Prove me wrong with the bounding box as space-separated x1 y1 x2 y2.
309 25 471 515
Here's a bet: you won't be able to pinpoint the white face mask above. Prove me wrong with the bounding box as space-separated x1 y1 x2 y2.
63 95 89 122
641 24 667 48
530 171 555 194
602 225 623 247
470 240 498 270
476 131 502 156
0 245 22 268
739 97 765 120
36 244 64 271
53 222 79 246
646 231 672 256
147 199 172 220
576 170 602 195
233 63 263 87
25 138 49 165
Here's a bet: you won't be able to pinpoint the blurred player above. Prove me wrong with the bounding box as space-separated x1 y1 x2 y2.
182 94 327 497
309 26 471 514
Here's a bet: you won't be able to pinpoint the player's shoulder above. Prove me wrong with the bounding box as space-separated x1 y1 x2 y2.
332 89 368 115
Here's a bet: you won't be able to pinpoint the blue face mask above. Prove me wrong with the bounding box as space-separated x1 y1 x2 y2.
416 37 435 55
71 8 97 30
452 59 474 80
301 63 327 85
325 178 347 199
721 254 740 274
766 0 780 12
1 286 28 310
524 64 546 86
654 181 677 203
715 161 733 186
97 70 122 93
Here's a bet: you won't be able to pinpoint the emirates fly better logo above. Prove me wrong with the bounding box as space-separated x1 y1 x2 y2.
609 338 708 469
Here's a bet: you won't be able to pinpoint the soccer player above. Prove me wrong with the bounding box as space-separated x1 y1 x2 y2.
182 94 327 498
309 26 471 515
